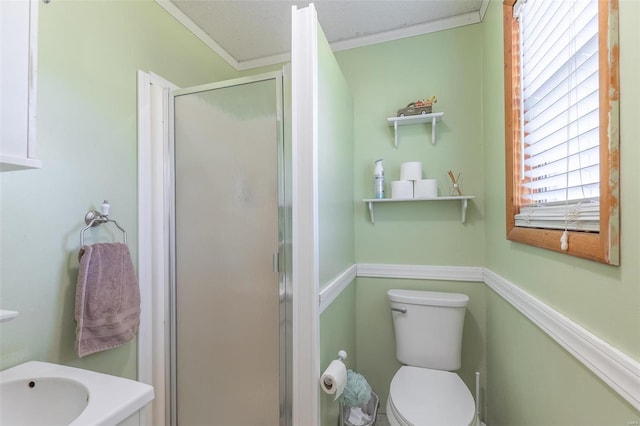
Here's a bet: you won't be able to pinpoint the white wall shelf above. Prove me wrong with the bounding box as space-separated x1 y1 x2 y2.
387 112 444 147
363 195 474 224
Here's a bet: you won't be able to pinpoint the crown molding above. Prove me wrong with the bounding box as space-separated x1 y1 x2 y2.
155 1 487 72
331 11 481 54
154 0 239 70
237 52 291 72
479 0 490 21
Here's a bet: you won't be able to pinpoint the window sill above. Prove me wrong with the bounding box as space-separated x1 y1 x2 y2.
507 226 614 265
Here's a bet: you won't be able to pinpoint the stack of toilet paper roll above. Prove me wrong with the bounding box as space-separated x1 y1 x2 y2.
391 161 438 199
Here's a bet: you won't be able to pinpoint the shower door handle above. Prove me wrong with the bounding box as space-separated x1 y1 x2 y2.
273 252 280 273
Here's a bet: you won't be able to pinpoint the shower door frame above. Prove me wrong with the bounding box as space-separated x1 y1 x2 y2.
137 70 291 426
167 71 290 426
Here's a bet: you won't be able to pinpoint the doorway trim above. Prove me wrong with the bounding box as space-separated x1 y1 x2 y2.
137 70 179 426
137 70 293 426
291 5 320 425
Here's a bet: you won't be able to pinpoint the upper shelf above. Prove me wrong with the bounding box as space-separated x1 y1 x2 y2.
387 112 444 147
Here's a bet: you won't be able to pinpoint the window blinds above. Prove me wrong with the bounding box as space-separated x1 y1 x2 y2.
515 0 600 232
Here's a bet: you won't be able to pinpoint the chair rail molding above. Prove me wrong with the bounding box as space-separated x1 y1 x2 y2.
313 262 640 414
483 268 640 412
357 263 484 282
319 264 357 313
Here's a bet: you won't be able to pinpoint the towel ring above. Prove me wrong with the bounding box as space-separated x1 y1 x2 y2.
79 201 127 247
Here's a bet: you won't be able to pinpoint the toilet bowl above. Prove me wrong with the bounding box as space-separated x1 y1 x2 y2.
385 366 478 426
386 290 479 426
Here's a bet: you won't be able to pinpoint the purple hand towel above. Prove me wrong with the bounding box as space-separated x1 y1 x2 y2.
75 242 140 358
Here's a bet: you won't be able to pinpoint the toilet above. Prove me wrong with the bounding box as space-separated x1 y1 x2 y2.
386 289 479 426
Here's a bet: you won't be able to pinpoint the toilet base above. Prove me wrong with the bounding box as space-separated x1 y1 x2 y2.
386 395 481 426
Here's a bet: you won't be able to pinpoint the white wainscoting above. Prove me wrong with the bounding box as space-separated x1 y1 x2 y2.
483 269 640 412
357 263 484 282
318 263 640 412
319 265 358 313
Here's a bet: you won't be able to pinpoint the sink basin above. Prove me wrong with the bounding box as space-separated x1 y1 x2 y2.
0 361 154 426
1 376 89 425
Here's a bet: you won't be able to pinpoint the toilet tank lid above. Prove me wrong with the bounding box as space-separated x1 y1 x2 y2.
387 289 469 307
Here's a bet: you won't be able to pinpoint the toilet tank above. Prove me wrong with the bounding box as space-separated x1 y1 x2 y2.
387 289 469 371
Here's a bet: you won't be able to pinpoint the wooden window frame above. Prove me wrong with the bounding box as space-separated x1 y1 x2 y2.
503 0 620 265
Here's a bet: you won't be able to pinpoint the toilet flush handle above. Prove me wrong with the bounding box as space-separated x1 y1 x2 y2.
391 306 407 314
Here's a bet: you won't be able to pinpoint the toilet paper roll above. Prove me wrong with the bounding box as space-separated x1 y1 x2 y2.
414 179 438 198
320 360 347 400
391 180 414 199
400 162 422 181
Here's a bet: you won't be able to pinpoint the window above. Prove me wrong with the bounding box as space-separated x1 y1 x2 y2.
503 0 620 265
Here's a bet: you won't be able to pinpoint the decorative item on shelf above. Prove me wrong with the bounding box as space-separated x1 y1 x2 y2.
396 96 438 117
448 170 463 196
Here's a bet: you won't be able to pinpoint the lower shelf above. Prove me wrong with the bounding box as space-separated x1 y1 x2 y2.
363 196 475 224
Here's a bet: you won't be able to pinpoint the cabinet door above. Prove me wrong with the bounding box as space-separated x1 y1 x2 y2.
1 0 40 170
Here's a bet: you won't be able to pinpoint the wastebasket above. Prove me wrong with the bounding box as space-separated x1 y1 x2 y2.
341 391 379 426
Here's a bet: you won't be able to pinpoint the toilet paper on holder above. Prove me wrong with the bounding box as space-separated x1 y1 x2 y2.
320 359 347 400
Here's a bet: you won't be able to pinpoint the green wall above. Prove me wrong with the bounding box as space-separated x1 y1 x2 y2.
481 0 640 423
336 24 485 266
2 1 637 424
320 283 357 426
0 0 238 377
334 23 487 416
317 27 355 286
330 1 639 423
316 22 357 426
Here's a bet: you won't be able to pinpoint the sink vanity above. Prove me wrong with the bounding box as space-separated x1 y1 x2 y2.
0 361 154 426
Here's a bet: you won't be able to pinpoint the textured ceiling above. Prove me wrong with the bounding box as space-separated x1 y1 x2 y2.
169 0 486 69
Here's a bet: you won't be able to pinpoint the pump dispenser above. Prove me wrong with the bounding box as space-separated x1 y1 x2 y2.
374 159 385 199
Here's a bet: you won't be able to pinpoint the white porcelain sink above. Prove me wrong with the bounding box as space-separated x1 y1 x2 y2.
0 361 154 426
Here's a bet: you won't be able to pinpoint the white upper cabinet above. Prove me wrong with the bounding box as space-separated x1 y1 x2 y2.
1 0 40 171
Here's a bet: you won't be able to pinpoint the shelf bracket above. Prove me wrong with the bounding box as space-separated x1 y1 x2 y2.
367 201 375 224
393 121 399 148
388 112 442 148
430 116 437 145
461 198 468 224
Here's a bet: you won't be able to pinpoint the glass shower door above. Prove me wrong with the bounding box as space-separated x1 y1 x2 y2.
171 75 283 426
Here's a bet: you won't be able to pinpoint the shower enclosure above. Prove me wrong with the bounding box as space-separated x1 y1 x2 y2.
169 72 290 426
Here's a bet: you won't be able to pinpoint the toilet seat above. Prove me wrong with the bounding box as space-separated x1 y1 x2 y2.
387 366 477 426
